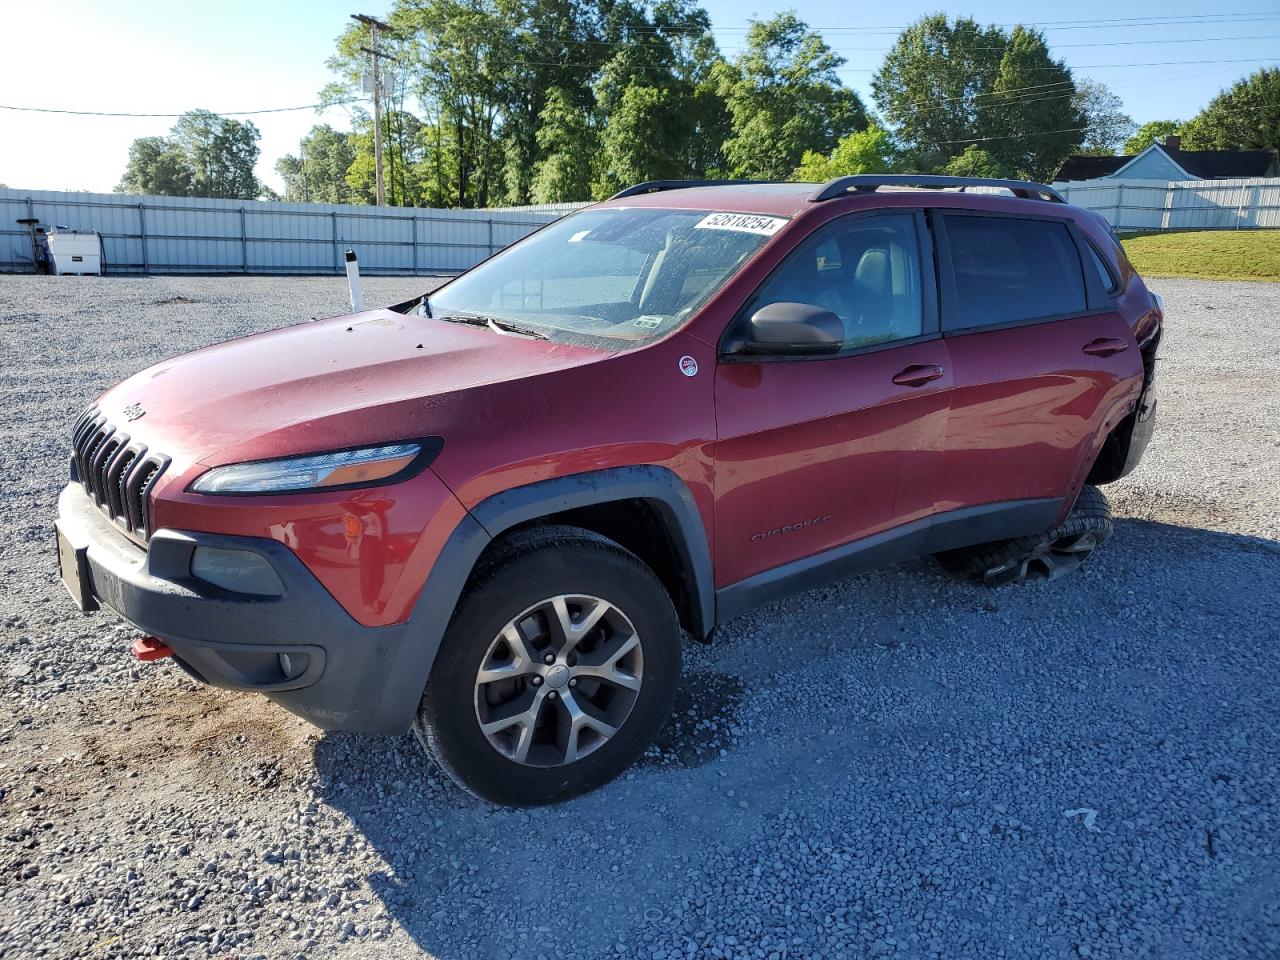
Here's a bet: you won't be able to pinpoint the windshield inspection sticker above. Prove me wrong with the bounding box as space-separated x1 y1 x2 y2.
694 212 787 236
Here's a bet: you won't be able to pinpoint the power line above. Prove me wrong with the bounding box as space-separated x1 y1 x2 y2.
0 99 368 118
924 96 1279 149
721 33 1280 55
839 57 1278 72
530 11 1280 38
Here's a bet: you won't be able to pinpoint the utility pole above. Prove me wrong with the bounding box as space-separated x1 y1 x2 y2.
352 13 392 206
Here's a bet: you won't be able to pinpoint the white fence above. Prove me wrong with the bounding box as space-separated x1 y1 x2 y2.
1052 177 1280 232
6 179 1274 275
0 188 584 276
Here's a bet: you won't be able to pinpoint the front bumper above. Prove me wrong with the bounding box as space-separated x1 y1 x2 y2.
56 483 422 734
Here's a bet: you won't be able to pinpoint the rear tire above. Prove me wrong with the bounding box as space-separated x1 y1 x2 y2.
936 486 1114 587
413 525 681 806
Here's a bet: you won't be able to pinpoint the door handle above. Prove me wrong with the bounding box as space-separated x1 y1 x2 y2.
1082 337 1129 357
892 364 945 387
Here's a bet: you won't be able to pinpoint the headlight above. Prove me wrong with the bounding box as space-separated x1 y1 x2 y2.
190 441 436 495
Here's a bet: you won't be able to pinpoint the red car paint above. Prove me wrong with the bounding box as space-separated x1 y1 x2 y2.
90 184 1153 630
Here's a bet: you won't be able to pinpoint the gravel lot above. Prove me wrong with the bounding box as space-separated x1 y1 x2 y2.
1 274 1277 960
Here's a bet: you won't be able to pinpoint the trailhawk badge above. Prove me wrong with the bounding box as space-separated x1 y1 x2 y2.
679 356 698 377
122 402 146 422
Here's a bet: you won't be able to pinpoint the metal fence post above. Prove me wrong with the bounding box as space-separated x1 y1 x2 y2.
331 212 340 275
240 207 249 272
1115 183 1126 232
487 218 495 257
138 202 148 274
411 216 419 275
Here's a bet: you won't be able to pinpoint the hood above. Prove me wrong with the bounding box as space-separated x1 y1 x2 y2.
95 308 606 470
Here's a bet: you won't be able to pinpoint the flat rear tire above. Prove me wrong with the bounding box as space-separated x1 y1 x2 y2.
936 486 1114 586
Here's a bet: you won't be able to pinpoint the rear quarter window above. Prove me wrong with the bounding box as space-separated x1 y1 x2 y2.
1083 239 1120 294
942 215 1088 330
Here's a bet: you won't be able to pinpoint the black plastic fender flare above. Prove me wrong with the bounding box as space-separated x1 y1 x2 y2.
376 465 715 733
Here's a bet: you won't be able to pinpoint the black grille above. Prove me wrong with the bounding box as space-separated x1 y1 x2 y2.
70 406 169 539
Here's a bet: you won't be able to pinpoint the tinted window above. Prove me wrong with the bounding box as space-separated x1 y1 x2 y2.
750 213 923 351
1084 240 1119 293
943 215 1087 329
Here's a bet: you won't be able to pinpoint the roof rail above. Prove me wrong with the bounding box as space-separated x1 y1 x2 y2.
809 174 1066 204
609 179 783 200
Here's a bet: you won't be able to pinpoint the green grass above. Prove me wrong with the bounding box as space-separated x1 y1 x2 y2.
1121 229 1280 282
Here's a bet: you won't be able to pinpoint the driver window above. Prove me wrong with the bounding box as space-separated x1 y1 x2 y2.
752 214 923 351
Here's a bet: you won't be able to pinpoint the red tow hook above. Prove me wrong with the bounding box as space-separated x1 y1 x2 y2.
131 635 173 662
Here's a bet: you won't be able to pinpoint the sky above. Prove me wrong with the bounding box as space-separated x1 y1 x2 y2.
1 0 1276 195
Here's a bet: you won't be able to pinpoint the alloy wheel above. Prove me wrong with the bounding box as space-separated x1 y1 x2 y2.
982 531 1100 587
473 594 644 767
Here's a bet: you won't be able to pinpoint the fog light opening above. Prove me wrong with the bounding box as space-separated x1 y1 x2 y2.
278 652 308 680
190 546 285 596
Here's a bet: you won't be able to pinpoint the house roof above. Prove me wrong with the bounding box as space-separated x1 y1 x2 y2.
1055 145 1278 182
1054 155 1129 180
1168 148 1278 178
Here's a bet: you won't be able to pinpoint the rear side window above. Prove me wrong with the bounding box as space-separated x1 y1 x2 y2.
1084 240 1119 294
942 215 1087 330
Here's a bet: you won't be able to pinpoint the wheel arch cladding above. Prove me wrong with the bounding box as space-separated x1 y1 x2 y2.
465 465 715 640
379 465 715 733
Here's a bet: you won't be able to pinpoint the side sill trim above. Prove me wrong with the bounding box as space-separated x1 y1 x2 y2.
715 498 1062 625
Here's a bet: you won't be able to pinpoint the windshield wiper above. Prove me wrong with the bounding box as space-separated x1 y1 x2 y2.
434 313 549 340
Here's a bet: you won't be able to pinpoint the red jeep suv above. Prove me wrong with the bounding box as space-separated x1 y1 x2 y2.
55 176 1160 805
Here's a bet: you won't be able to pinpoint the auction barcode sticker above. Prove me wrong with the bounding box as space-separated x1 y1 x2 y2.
694 213 788 236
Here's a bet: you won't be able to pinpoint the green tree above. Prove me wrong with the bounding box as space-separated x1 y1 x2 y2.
275 125 358 203
116 136 194 196
716 13 867 180
531 86 597 202
344 111 428 206
985 27 1082 179
872 15 1084 178
1123 120 1181 154
116 112 260 198
395 0 514 207
591 0 728 195
1180 68 1280 152
500 0 605 204
939 144 1009 178
1073 79 1134 156
169 110 262 198
318 0 736 206
595 84 687 195
793 123 899 181
872 15 1007 171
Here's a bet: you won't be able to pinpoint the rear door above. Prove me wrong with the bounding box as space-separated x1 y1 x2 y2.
713 210 951 588
932 210 1142 517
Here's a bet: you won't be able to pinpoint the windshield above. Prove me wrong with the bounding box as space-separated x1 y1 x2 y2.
427 207 787 346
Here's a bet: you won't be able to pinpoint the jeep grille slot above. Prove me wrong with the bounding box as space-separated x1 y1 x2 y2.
70 406 169 539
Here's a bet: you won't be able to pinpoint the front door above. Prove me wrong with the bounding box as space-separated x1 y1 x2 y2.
713 211 950 590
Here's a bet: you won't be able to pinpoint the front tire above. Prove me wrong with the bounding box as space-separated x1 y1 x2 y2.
413 526 681 806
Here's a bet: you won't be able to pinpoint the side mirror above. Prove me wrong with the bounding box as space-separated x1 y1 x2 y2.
730 301 843 356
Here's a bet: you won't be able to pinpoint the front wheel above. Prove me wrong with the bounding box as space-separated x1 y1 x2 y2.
413 526 681 806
